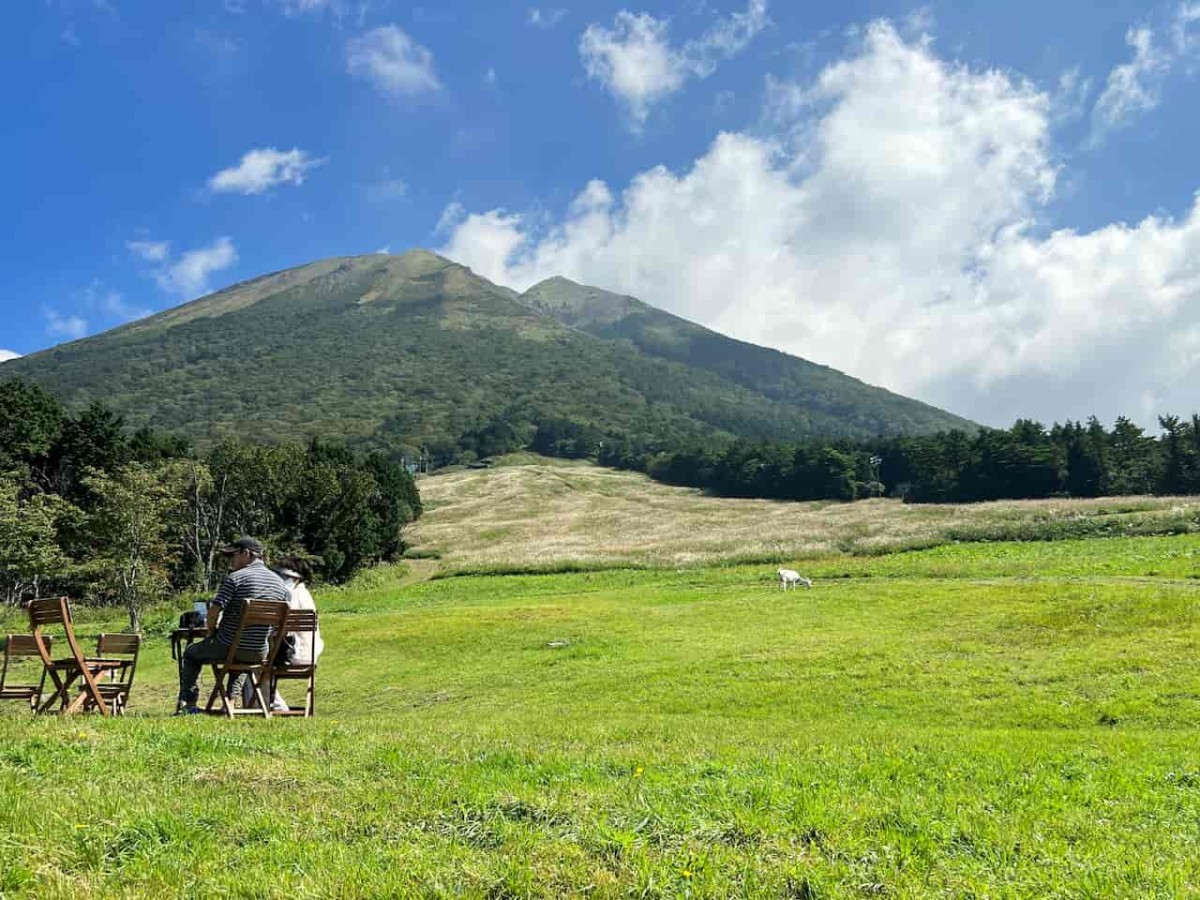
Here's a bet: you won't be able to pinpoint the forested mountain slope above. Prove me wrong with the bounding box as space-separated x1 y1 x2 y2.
4 251 974 456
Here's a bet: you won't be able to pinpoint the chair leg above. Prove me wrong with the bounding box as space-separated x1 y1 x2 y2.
38 670 69 714
206 666 232 716
250 671 271 719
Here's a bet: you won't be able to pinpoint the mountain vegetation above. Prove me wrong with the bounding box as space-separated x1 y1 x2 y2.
1 251 973 466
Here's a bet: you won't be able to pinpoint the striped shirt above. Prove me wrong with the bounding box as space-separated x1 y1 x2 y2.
213 560 290 655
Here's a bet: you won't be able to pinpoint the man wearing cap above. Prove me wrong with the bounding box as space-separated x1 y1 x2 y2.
176 536 290 714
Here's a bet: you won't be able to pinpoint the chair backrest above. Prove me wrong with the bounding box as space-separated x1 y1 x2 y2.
95 633 141 698
284 609 318 632
280 609 318 668
2 634 50 689
222 599 290 665
28 597 67 628
27 597 86 668
6 634 46 657
96 633 141 655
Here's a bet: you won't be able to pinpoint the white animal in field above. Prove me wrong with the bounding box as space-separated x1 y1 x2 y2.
778 568 812 590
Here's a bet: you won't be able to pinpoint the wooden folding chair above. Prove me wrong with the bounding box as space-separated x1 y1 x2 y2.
28 597 123 716
92 633 141 715
270 609 319 718
204 599 290 719
0 634 52 712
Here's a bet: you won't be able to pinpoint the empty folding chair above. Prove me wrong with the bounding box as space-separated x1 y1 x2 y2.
28 597 122 716
204 599 290 719
0 634 52 712
93 633 142 715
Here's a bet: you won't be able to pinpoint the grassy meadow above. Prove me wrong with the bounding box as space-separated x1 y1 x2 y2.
4 461 1200 897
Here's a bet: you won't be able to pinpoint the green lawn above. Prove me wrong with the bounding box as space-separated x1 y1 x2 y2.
3 535 1200 897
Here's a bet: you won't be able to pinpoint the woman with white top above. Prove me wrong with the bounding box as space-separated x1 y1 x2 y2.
243 557 324 711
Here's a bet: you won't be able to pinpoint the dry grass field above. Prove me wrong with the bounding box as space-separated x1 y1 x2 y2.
405 455 1200 571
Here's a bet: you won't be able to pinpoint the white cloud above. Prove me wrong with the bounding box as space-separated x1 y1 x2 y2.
442 20 1200 427
1092 6 1200 137
1173 1 1200 54
0 350 21 363
434 201 466 235
82 283 152 323
579 0 768 123
528 7 566 29
1051 67 1091 123
271 0 342 15
208 147 325 195
44 309 89 341
158 237 238 298
1092 27 1170 133
366 177 408 201
347 25 440 97
126 239 171 263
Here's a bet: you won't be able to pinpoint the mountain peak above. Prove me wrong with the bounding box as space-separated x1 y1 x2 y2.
384 248 455 270
520 276 640 327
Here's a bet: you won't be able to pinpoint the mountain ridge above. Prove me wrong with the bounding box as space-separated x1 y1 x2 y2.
3 250 975 456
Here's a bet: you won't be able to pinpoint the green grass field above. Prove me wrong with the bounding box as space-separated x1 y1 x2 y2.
3 532 1200 898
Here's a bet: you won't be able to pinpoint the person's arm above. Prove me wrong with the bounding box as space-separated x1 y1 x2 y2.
207 578 235 636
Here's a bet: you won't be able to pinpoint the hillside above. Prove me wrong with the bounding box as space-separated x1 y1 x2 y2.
406 455 1200 570
3 250 973 454
520 276 965 437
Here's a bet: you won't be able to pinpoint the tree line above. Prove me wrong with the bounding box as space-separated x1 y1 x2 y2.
600 416 1200 503
0 379 421 629
449 408 1200 504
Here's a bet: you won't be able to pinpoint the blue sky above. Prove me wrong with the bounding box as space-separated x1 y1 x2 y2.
2 0 1198 427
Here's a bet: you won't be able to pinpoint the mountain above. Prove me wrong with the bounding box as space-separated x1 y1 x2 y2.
3 250 974 456
519 276 966 438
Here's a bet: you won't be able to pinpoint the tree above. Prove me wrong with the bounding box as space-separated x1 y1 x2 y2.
48 401 129 500
0 379 64 473
0 475 73 605
1158 415 1191 495
1109 416 1158 495
83 463 185 632
177 459 227 591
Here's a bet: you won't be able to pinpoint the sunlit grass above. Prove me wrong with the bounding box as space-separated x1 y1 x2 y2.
3 533 1200 896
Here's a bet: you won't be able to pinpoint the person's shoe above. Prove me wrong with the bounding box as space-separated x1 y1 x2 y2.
174 705 203 716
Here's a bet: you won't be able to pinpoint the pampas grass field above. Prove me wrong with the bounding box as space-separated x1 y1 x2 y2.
406 456 1200 571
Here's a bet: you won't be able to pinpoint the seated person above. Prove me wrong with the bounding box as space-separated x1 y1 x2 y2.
176 536 289 715
244 556 324 712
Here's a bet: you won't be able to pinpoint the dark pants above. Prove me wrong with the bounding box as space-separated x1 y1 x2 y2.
178 636 267 705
